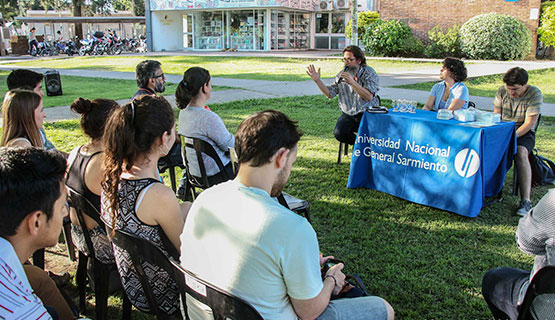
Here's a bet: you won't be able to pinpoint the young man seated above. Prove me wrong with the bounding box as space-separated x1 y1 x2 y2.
181 110 394 320
0 148 72 319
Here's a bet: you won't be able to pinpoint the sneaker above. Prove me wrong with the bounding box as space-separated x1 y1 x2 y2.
516 200 532 217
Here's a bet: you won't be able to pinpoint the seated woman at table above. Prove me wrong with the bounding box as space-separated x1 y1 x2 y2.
423 57 469 111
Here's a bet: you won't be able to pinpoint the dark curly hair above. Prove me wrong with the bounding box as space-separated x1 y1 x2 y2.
443 57 467 82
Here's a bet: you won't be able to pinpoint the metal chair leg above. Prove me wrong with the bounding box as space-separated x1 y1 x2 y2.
62 217 76 261
337 142 343 164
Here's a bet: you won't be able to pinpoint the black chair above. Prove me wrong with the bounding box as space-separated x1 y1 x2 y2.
513 114 542 196
158 140 185 193
171 261 263 320
108 228 185 320
517 265 555 320
338 95 381 165
67 187 130 320
180 135 232 200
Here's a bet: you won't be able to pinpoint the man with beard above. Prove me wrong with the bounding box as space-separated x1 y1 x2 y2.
180 110 394 320
307 45 380 145
133 60 166 99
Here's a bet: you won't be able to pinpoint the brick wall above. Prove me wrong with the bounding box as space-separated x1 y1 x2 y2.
376 0 541 55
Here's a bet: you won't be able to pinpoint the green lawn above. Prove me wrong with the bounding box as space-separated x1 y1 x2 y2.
0 71 232 108
7 56 441 81
37 95 555 319
394 67 555 103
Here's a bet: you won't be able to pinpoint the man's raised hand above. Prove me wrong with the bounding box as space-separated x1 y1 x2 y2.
306 64 321 82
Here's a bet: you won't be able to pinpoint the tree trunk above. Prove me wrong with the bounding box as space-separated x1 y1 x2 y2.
72 0 83 40
350 0 357 46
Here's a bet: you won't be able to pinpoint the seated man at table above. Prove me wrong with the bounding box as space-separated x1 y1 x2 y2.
0 148 69 319
422 57 469 111
482 188 555 319
180 110 394 320
493 67 542 216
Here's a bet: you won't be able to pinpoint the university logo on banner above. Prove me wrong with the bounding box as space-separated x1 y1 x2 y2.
454 148 480 178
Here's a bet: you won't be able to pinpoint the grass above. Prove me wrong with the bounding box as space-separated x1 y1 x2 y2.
7 56 441 81
0 71 232 108
394 67 555 103
35 95 555 319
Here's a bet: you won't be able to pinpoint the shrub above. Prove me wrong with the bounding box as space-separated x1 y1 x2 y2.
425 25 463 58
460 13 531 60
538 5 555 47
361 19 425 57
345 11 380 42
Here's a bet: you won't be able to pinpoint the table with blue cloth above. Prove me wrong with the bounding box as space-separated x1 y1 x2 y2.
347 109 516 218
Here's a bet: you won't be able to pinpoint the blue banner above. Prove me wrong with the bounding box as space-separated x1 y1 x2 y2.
347 110 516 217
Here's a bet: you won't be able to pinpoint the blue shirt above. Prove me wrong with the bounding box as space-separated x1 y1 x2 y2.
429 81 469 111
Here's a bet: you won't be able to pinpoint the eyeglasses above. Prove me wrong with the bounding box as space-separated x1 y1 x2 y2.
153 73 165 79
342 57 356 62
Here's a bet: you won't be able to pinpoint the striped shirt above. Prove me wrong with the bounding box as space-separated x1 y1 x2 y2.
515 188 555 303
0 237 50 320
493 85 542 130
327 65 380 116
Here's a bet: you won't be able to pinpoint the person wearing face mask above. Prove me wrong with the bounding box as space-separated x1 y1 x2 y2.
133 60 166 99
306 45 380 145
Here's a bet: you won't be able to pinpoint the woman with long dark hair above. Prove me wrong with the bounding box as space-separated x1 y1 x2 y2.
101 94 190 317
1 89 44 148
175 67 235 188
423 57 469 111
66 97 119 264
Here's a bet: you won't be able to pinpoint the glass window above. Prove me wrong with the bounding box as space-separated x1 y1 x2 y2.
194 11 223 50
331 13 345 33
331 36 346 49
315 13 329 34
315 36 329 49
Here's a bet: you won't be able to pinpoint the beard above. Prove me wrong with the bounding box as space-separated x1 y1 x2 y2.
154 81 166 93
270 168 288 197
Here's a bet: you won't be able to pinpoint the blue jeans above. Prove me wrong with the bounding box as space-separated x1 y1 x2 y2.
317 296 388 320
482 267 530 320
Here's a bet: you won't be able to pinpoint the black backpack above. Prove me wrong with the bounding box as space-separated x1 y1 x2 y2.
529 149 555 186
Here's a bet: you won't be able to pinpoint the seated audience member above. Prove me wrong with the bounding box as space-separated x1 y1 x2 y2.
423 57 469 111
133 60 165 99
176 67 235 193
7 69 58 151
181 110 394 320
0 148 69 319
66 98 119 264
1 89 45 148
482 188 555 320
101 95 191 316
493 67 542 216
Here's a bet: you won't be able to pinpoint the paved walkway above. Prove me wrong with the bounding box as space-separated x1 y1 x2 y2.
0 55 554 121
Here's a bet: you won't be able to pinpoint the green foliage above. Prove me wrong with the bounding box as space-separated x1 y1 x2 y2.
541 0 555 10
345 11 379 42
425 24 463 58
460 13 532 60
538 5 555 47
361 19 425 57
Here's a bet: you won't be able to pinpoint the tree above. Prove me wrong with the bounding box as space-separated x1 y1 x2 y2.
538 5 555 47
72 0 83 39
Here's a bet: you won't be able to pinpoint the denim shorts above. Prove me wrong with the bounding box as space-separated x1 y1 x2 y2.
317 296 388 320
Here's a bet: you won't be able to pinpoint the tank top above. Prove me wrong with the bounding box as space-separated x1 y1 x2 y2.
66 146 102 213
100 178 180 315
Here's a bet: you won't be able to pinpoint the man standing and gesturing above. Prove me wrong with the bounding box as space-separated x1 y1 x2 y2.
307 45 380 145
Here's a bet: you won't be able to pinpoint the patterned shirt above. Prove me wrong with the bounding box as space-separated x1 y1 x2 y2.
493 85 542 130
0 237 51 320
327 65 380 116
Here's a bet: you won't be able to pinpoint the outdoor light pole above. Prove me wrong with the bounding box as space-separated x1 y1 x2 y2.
351 0 358 46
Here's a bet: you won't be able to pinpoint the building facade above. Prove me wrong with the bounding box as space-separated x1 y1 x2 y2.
147 0 541 52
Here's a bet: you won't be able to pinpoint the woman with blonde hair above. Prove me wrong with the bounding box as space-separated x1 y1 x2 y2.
1 89 45 148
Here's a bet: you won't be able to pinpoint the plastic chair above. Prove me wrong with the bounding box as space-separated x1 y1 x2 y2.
108 228 185 320
171 261 263 320
67 187 130 320
180 135 232 200
517 265 555 320
158 141 185 192
513 114 542 196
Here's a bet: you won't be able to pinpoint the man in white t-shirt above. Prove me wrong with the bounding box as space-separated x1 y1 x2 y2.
181 110 394 320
